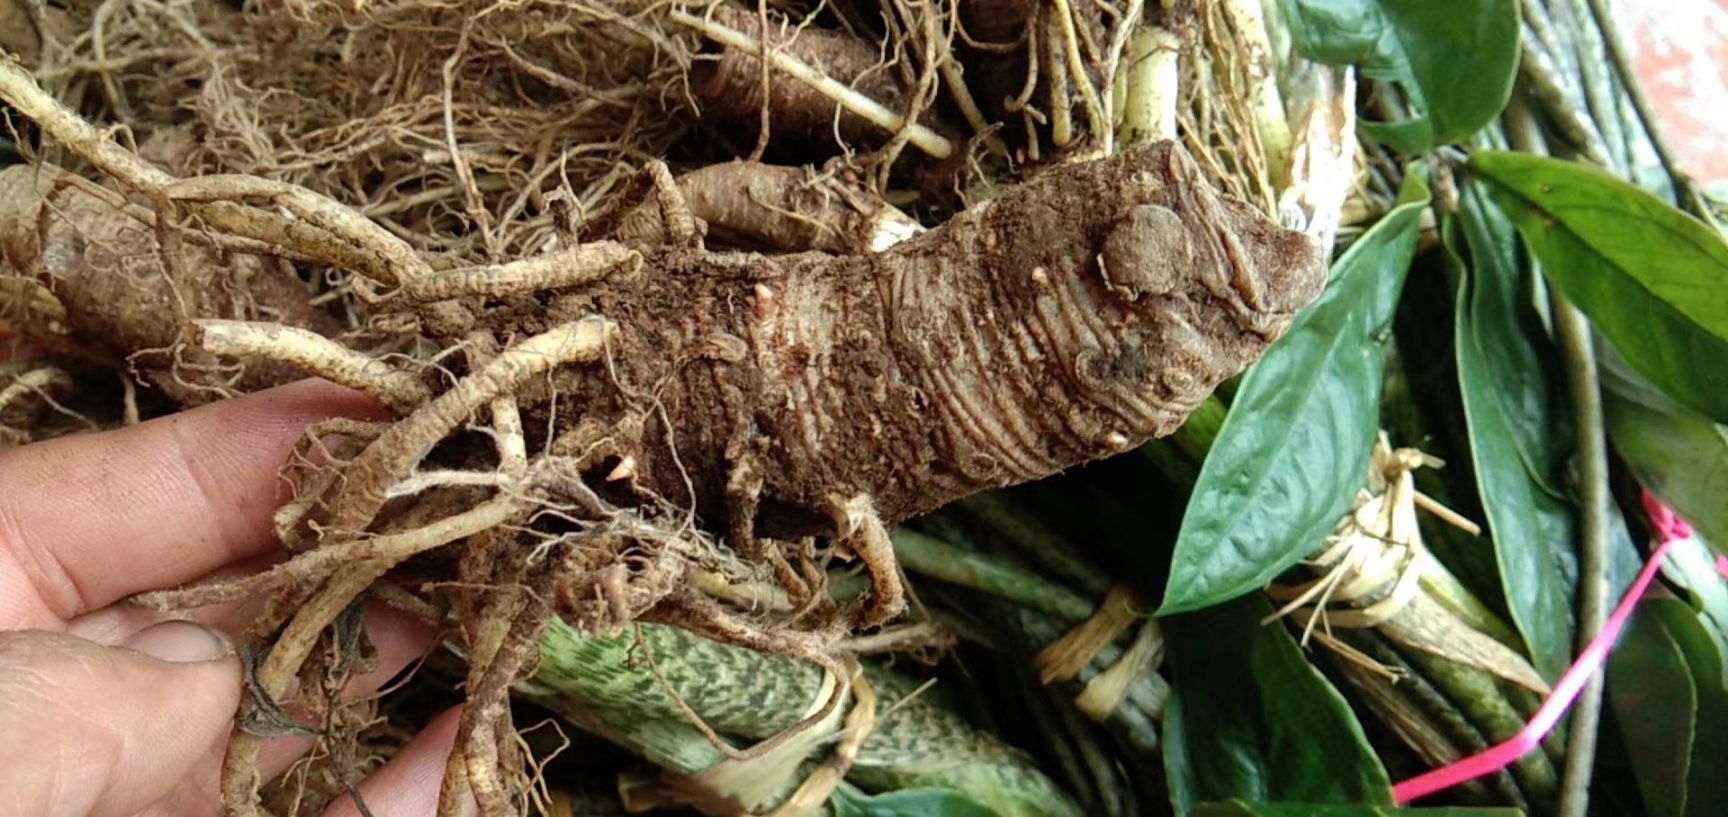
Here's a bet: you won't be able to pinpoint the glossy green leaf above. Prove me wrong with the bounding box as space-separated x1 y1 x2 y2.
1446 182 1576 679
1604 387 1728 551
1651 600 1728 817
1602 361 1728 642
832 789 1002 817
1192 802 1520 817
1164 596 1391 814
1473 151 1728 422
1608 599 1728 817
1661 532 1728 648
1160 173 1430 614
1608 601 1696 817
1279 0 1518 151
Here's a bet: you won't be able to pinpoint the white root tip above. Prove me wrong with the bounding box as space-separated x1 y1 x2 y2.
606 455 637 482
1276 64 1358 251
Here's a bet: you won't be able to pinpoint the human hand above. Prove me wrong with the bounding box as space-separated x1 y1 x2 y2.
0 380 456 817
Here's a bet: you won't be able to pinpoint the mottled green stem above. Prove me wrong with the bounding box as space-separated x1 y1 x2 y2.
952 493 1115 598
891 528 1097 622
1405 649 1559 813
1335 631 1531 810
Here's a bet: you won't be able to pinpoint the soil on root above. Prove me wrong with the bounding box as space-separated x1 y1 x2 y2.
479 142 1321 540
0 0 1310 812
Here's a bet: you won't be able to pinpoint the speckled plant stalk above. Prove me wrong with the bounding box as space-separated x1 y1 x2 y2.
514 619 1084 817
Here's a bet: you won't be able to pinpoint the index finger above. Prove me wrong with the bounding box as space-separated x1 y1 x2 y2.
0 379 381 628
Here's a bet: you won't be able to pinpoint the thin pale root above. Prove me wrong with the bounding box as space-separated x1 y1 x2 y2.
131 494 522 611
327 317 614 537
196 320 431 413
404 242 641 303
829 494 905 630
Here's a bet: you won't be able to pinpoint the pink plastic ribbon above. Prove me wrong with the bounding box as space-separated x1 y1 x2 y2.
1643 490 1695 543
1391 491 1698 804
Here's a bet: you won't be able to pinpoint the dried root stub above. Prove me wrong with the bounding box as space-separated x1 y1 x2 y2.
1264 435 1550 695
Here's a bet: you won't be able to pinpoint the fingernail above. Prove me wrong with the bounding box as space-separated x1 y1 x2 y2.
123 620 234 663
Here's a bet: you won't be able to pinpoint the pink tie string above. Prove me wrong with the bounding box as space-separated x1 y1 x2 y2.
1391 491 1706 804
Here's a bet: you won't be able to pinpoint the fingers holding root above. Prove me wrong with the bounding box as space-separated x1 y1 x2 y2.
206 317 610 814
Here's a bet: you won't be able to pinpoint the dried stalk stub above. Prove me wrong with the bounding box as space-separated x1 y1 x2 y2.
500 141 1324 538
0 165 335 401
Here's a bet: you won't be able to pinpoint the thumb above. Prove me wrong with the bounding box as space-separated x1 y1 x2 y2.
0 623 241 817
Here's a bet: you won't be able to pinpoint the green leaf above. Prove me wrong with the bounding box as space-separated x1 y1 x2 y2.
1192 802 1520 817
1160 172 1430 614
1446 182 1576 679
1650 601 1728 817
1608 601 1696 817
1279 0 1518 151
1472 151 1728 422
1604 387 1728 551
832 789 1003 817
1608 599 1728 817
1164 596 1392 814
1661 532 1728 647
1602 363 1728 650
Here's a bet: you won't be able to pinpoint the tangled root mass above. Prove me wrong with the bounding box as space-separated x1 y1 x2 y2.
0 1 1320 814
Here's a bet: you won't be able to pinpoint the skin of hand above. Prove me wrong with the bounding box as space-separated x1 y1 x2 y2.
0 379 463 817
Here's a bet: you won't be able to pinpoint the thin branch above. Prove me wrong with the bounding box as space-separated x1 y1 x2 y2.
1556 0 1629 171
1550 290 1610 817
1506 90 1607 817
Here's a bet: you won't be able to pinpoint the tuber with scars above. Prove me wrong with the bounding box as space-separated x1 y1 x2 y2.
0 0 1360 808
480 140 1323 543
0 46 1323 811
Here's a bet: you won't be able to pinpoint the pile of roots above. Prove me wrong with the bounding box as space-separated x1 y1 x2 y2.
0 1 1325 815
